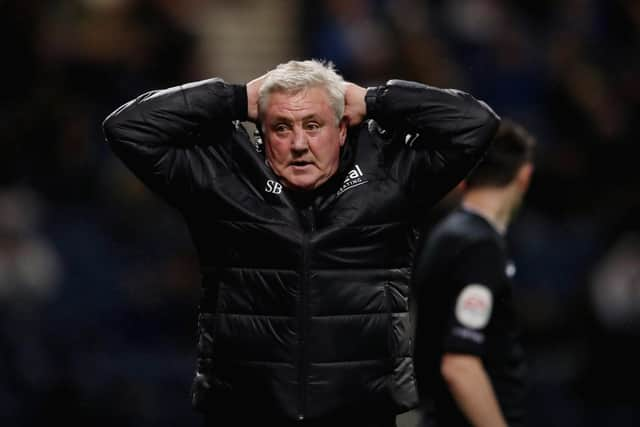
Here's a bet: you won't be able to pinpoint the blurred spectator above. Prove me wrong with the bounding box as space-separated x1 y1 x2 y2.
575 207 640 427
0 188 62 420
590 233 640 333
305 0 395 84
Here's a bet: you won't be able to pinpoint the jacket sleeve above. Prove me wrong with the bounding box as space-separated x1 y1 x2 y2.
102 78 248 206
365 79 500 211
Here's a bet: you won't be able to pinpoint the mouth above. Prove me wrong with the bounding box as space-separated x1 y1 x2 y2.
290 160 312 168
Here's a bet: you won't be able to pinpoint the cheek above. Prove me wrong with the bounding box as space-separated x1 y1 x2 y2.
313 135 341 164
267 139 288 161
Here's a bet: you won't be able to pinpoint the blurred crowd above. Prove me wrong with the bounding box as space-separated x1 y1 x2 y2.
1 1 638 426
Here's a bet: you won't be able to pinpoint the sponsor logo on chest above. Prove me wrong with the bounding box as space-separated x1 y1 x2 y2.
263 164 368 196
337 164 368 196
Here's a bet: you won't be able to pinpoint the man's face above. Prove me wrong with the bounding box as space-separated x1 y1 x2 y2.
262 87 346 190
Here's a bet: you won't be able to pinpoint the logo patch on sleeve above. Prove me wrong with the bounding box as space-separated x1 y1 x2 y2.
455 284 493 329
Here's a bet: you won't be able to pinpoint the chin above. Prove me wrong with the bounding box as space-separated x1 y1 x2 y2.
285 176 322 191
287 181 317 191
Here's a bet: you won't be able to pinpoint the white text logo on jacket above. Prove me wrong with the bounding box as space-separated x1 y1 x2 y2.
337 164 368 196
265 179 283 194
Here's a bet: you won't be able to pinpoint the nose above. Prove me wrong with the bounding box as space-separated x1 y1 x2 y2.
291 127 308 152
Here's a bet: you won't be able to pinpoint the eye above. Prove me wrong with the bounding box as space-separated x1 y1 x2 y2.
273 123 291 133
305 122 321 131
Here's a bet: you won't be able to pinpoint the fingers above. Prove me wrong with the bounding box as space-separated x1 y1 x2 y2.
246 74 267 121
343 83 367 126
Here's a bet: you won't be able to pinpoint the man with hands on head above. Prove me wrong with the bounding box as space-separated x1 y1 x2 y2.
102 59 499 427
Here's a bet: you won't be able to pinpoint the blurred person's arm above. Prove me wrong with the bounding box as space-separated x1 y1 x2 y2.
441 353 508 427
102 78 248 206
441 240 509 426
364 80 500 208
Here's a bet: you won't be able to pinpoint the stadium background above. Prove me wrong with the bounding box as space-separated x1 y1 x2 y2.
1 1 638 426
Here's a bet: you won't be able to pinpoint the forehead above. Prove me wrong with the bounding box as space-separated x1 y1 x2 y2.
263 87 333 120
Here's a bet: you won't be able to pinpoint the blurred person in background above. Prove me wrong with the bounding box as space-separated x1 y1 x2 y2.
0 188 63 421
575 206 640 427
102 58 499 426
412 119 536 427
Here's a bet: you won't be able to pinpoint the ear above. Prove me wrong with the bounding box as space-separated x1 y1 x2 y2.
338 117 348 147
515 163 534 192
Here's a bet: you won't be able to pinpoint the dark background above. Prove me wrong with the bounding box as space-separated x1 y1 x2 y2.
1 1 638 426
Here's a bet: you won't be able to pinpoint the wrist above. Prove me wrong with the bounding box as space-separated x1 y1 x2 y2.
365 86 383 118
232 84 249 121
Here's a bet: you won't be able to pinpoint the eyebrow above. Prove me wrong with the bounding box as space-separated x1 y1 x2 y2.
270 114 321 124
301 114 321 122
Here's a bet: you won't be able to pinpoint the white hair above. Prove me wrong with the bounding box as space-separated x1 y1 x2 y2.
258 59 345 124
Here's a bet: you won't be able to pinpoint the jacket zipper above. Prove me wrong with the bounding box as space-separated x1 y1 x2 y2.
297 204 315 420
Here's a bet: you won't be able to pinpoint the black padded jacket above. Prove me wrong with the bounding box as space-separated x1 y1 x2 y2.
102 78 499 423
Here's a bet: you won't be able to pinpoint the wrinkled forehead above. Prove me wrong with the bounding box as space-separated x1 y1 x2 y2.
263 85 329 104
262 87 334 120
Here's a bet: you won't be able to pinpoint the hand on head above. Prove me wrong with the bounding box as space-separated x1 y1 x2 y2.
342 82 367 127
246 73 268 121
